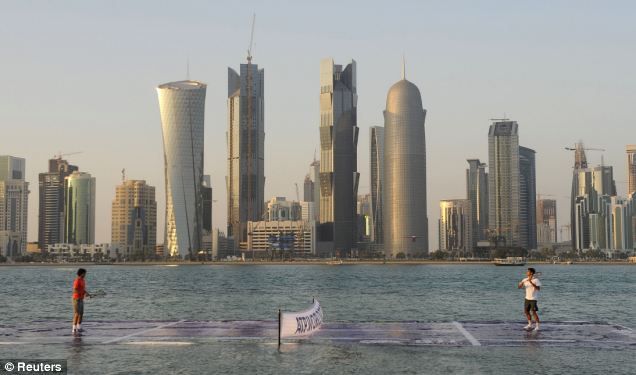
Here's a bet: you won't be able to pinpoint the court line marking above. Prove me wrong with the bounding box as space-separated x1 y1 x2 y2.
102 319 186 344
452 321 481 346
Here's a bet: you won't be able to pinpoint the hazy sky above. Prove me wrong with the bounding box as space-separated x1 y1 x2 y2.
2 1 635 249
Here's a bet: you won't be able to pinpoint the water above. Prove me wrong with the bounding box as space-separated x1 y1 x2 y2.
1 264 634 374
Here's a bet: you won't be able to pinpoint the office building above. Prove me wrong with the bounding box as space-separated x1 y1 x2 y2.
267 197 301 221
519 146 537 250
537 199 557 245
0 156 29 257
370 126 384 244
111 179 157 260
64 171 95 245
627 145 636 196
488 120 520 248
383 72 428 257
318 58 359 256
227 61 265 251
38 158 78 250
438 199 472 256
466 159 488 248
157 80 207 258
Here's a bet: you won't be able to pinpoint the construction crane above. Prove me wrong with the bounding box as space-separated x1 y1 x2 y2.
53 151 83 160
565 142 605 169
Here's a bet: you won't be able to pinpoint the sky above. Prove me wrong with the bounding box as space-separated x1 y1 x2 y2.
1 0 635 250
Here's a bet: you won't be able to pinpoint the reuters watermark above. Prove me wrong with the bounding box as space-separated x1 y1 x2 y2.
0 360 66 375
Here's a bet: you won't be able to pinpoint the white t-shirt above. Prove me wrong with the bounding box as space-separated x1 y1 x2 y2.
521 277 541 300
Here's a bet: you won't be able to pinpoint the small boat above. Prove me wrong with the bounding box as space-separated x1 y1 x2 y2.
493 257 525 266
326 260 343 265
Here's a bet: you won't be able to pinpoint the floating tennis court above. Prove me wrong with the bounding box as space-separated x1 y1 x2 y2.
1 320 633 348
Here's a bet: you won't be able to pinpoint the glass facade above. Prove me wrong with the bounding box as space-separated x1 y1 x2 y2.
157 80 207 258
64 171 95 245
370 126 384 244
383 79 428 257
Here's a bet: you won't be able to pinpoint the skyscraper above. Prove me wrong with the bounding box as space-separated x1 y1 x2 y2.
627 145 636 196
64 171 95 245
537 199 557 245
519 146 537 250
303 174 314 202
466 159 488 248
157 80 207 258
318 58 359 256
227 62 265 251
38 158 78 250
111 179 157 260
383 73 428 258
309 158 320 220
0 156 29 257
370 126 384 244
488 120 520 248
439 199 472 256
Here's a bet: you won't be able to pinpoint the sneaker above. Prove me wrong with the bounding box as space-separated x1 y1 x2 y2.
523 323 533 330
533 325 540 332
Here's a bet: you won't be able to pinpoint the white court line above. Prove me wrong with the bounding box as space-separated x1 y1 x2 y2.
452 321 481 346
102 320 186 344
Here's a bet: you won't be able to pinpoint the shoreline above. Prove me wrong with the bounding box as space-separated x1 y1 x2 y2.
1 260 633 266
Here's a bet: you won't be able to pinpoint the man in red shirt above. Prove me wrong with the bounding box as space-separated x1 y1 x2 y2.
72 268 91 334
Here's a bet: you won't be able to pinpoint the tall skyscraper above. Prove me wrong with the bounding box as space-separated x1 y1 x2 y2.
466 159 488 248
383 73 428 258
439 199 472 256
488 120 520 248
227 61 265 251
537 199 557 245
64 171 95 245
627 145 636 196
370 126 384 244
303 174 314 202
38 158 78 250
309 158 320 220
111 179 157 260
519 146 537 250
157 80 207 258
0 156 29 257
572 164 617 250
318 58 359 256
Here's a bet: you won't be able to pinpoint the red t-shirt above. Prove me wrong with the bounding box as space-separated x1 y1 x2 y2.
73 277 85 300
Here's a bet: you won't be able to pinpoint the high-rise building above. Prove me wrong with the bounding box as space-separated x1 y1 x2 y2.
303 174 314 202
38 158 78 250
309 159 320 220
627 145 636 196
537 199 557 245
64 171 95 245
488 120 520 248
519 146 537 250
201 175 213 254
438 199 472 256
317 58 359 256
357 193 372 242
266 197 301 221
466 159 488 248
111 179 157 260
572 163 617 251
383 73 428 258
227 62 265 251
157 80 207 258
0 156 29 257
370 126 384 244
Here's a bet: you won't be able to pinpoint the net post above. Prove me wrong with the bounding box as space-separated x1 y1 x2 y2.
278 309 281 347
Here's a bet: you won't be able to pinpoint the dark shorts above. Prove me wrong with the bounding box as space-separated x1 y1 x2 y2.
73 299 84 315
524 299 539 313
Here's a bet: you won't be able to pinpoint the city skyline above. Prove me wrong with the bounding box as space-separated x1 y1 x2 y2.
2 2 636 250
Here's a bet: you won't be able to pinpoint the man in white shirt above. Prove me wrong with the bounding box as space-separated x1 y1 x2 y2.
518 267 542 331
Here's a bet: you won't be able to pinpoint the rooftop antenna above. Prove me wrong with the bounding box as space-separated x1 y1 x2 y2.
401 54 405 80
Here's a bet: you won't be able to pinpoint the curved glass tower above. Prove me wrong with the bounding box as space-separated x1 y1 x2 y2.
157 80 206 258
383 78 428 257
64 171 95 245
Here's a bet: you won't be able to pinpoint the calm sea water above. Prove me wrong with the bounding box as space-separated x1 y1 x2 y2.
1 264 634 374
